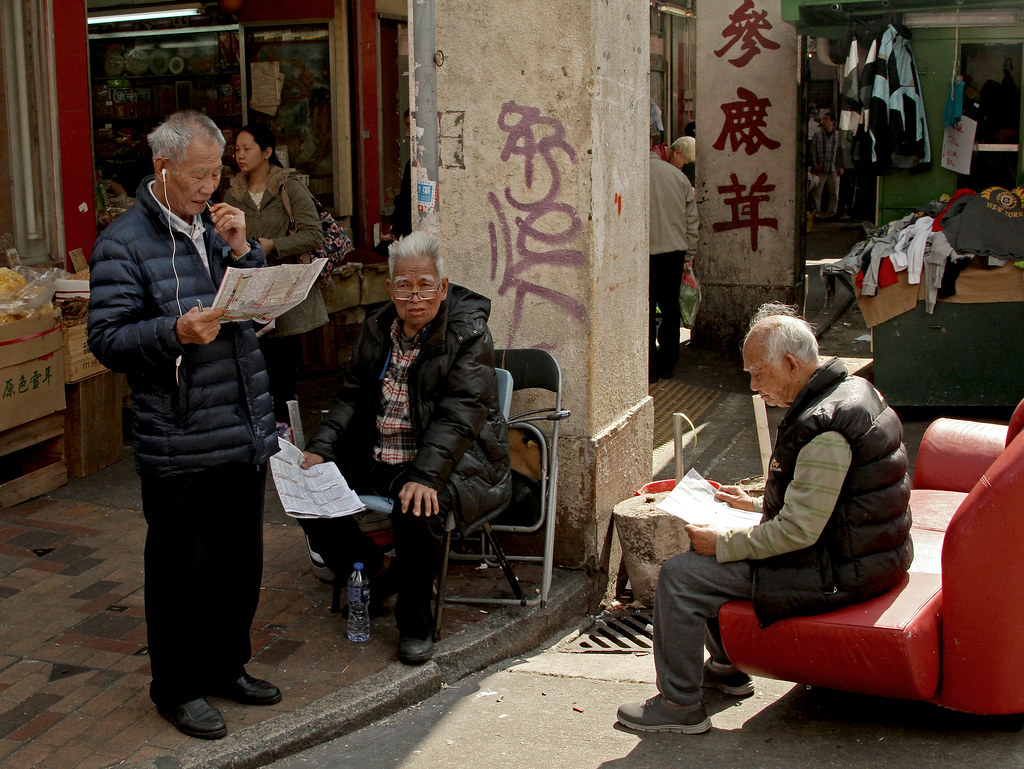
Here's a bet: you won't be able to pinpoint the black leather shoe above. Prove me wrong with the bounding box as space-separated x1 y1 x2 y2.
157 697 227 740
399 636 434 665
210 672 282 706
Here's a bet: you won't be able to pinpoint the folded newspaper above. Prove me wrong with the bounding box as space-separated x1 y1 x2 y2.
656 468 762 529
212 257 327 323
270 438 366 519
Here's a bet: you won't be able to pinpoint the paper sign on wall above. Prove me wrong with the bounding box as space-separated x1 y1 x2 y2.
941 116 978 175
417 180 437 213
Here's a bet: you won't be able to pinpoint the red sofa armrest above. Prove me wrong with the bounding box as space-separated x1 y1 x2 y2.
938 432 1024 714
912 417 1007 493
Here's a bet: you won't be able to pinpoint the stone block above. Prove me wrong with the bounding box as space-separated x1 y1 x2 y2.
613 491 689 607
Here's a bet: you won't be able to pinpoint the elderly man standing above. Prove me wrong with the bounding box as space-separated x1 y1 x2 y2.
618 303 912 734
89 111 280 740
649 142 699 381
299 230 512 665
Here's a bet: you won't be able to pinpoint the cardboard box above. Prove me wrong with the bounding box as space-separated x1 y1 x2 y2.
62 322 107 383
0 308 66 432
360 263 390 306
320 263 361 314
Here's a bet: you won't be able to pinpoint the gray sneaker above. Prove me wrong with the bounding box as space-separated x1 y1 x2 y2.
702 661 754 697
616 695 711 734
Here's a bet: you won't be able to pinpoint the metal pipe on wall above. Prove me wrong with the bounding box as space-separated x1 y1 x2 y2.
412 0 439 233
10 0 39 240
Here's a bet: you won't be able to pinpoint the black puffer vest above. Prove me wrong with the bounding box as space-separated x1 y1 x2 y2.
752 358 913 626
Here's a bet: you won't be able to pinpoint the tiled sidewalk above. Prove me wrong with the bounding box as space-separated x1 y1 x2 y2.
0 483 525 769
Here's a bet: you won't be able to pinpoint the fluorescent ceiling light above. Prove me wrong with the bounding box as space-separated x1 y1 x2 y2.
651 1 695 19
87 3 203 25
903 9 1019 28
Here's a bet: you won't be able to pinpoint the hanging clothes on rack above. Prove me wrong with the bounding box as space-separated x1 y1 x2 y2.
869 24 932 173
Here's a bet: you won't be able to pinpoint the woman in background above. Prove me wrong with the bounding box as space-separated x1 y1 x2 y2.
226 124 327 427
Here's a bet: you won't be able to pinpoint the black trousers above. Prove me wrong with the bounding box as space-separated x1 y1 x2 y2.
259 334 302 422
140 463 267 708
299 460 446 640
649 250 687 377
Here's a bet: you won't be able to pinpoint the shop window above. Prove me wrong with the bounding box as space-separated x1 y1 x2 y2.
242 24 335 211
1 0 60 265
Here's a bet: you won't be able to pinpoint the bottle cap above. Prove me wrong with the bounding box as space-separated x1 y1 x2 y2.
353 562 364 570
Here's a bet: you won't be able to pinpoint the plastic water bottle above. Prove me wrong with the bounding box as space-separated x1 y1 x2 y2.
347 562 371 642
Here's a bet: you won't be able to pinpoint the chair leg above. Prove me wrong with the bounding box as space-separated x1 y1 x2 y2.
433 528 453 642
331 579 343 614
481 522 524 601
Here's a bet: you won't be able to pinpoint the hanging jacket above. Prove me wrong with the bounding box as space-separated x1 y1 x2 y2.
869 24 931 172
88 177 279 477
752 358 913 626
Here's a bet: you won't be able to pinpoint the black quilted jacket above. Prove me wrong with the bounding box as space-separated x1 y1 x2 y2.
305 285 512 532
88 176 278 477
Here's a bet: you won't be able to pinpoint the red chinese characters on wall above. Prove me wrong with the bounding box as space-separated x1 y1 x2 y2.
714 0 780 68
710 0 784 252
712 173 778 251
712 88 781 155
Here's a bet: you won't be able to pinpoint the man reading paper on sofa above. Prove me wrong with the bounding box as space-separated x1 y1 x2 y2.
618 303 913 735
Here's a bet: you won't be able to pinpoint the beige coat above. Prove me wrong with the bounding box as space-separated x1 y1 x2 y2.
225 166 327 336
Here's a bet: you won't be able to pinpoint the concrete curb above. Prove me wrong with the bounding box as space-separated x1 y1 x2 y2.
126 571 590 769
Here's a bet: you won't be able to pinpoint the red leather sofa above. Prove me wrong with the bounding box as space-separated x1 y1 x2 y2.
717 399 1024 715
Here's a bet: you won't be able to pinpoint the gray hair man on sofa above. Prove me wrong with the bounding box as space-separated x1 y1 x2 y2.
617 302 913 734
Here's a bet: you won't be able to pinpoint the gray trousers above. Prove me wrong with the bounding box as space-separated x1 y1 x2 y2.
654 550 754 706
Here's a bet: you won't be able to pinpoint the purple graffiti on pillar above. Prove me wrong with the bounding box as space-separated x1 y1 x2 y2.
489 100 589 347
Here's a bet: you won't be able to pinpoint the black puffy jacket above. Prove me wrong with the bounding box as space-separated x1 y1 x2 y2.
304 284 512 532
88 177 279 477
753 358 913 626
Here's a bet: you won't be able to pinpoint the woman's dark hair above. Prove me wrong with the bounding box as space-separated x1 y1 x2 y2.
238 123 283 167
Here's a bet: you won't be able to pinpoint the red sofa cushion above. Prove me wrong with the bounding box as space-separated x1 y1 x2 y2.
718 571 942 701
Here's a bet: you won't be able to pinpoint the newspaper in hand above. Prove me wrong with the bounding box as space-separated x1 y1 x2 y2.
656 468 762 529
211 258 327 323
270 438 366 519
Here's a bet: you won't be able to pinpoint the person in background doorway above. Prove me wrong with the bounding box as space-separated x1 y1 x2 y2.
225 124 327 427
669 135 696 187
809 112 841 219
649 141 699 382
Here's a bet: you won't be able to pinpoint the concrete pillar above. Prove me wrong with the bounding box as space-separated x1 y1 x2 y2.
422 0 652 597
692 0 804 353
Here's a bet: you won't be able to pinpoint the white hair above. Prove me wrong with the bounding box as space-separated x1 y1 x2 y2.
148 110 225 165
670 136 696 164
744 302 819 364
388 231 446 279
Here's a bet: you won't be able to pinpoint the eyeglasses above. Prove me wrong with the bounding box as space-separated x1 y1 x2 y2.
392 287 440 301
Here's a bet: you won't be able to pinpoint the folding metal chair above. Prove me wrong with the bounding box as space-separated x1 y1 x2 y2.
345 368 520 639
441 348 570 613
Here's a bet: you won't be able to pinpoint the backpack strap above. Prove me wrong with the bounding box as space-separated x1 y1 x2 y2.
280 177 294 222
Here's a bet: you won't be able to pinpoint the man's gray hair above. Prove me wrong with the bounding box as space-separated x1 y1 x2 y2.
744 302 819 364
670 135 696 164
148 110 225 165
388 231 446 279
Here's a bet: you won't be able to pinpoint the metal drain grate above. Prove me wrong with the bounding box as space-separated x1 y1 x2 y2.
561 611 653 653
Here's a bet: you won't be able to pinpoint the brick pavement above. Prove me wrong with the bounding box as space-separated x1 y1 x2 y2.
0 484 530 769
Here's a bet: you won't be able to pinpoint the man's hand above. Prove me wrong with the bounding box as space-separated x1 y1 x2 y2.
300 452 323 470
398 481 439 517
715 485 757 511
209 202 249 256
684 523 720 556
175 306 227 345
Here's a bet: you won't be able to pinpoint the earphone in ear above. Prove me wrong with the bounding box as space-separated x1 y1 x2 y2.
162 168 167 181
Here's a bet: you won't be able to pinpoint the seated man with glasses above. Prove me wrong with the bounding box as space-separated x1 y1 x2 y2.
297 231 512 664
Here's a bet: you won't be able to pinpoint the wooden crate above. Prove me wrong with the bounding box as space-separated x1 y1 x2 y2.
0 412 67 508
62 321 107 383
64 370 126 478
